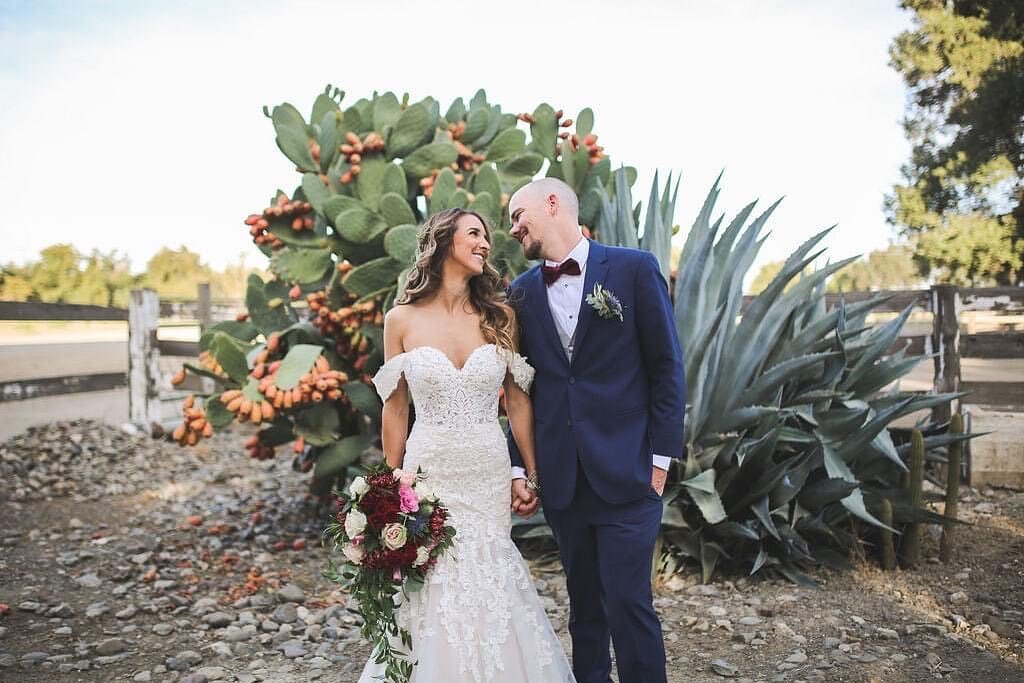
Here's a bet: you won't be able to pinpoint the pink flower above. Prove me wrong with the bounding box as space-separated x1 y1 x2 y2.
351 534 365 546
393 468 417 488
398 485 419 513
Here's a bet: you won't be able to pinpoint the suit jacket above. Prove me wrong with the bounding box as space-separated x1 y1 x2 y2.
508 240 687 510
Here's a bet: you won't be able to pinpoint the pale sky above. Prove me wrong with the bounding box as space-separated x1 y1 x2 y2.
1 0 912 278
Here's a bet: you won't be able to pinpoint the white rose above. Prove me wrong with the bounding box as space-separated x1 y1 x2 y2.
382 523 408 551
415 481 436 501
349 476 369 498
344 509 367 538
413 546 430 567
342 543 364 565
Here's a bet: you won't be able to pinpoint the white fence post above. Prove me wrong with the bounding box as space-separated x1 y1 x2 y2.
197 282 212 333
129 288 162 430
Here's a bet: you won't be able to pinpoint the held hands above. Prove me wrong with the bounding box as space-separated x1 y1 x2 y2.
510 479 539 518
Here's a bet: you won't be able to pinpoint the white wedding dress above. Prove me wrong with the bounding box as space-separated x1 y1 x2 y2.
358 343 575 683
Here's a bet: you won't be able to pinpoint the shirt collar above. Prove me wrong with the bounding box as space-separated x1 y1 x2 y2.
544 235 589 268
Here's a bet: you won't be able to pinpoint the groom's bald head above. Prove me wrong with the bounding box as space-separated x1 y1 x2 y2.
511 178 579 221
508 178 582 261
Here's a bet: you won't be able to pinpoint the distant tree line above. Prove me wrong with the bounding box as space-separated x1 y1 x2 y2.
0 245 261 306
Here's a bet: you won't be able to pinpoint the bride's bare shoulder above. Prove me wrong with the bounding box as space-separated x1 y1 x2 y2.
384 303 417 326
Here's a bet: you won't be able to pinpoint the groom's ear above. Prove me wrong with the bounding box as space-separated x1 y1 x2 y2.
546 193 559 215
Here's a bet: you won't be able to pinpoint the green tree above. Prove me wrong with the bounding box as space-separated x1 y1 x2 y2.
77 250 136 307
29 244 83 302
0 264 33 301
210 253 263 300
827 244 923 292
887 0 1023 285
749 260 784 294
143 246 212 299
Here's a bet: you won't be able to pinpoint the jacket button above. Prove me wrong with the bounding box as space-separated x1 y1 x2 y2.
568 377 575 384
566 418 572 427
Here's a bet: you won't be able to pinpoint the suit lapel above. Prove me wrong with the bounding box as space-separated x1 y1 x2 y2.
571 240 609 367
525 266 568 366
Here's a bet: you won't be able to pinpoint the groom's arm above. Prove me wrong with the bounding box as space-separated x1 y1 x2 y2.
635 252 687 460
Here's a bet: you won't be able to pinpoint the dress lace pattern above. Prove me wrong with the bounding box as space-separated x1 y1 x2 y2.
358 344 573 683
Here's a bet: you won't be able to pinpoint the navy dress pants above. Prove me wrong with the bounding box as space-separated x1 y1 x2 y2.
544 464 667 683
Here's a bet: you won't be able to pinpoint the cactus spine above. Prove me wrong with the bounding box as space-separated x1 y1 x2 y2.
940 413 963 563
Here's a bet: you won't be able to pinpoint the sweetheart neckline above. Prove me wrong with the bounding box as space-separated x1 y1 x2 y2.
402 343 497 373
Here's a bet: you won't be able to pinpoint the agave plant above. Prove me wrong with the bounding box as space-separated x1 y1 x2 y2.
596 169 971 583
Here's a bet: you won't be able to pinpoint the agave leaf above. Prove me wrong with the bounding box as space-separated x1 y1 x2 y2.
710 521 760 541
840 303 916 391
677 173 721 270
750 547 769 575
640 172 672 280
895 431 987 454
797 477 859 510
701 537 722 584
750 496 781 540
679 469 728 524
743 352 839 406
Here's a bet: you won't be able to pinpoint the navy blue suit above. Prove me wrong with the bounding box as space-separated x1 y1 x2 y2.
508 240 686 683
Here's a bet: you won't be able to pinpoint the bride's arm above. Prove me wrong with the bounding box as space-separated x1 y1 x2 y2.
380 308 410 469
504 373 537 479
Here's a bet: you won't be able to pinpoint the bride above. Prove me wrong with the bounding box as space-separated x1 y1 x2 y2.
357 208 575 682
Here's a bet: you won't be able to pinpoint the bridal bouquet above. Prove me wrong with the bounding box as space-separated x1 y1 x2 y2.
323 463 456 682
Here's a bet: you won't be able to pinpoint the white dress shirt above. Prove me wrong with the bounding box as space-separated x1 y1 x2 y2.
511 236 672 480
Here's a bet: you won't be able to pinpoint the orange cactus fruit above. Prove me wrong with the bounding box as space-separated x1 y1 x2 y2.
171 367 186 386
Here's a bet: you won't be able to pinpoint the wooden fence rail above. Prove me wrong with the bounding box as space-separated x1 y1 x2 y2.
1 284 1021 419
0 284 243 411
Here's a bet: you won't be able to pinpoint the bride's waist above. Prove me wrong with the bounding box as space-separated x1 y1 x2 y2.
409 416 503 433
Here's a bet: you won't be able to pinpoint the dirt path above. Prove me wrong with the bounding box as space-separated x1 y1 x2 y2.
1 421 1022 682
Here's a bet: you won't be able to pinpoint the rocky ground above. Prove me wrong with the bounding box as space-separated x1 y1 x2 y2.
1 420 1022 682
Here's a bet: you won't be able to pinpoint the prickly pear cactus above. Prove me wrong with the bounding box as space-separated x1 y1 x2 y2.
172 86 627 496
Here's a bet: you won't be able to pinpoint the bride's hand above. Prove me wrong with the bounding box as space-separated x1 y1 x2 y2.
511 480 539 518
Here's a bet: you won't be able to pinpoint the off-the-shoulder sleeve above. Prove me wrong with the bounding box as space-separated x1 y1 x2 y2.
498 347 535 393
371 354 406 401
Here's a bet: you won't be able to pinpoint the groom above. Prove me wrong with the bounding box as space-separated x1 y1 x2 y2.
507 178 686 683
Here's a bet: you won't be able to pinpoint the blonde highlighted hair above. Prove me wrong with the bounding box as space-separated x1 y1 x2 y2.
397 208 516 350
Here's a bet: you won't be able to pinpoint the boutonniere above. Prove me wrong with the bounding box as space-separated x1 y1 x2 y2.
586 283 624 322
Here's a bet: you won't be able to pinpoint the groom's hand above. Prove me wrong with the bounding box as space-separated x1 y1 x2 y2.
511 479 539 518
651 466 668 496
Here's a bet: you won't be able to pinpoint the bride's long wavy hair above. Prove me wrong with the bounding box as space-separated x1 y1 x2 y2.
397 208 516 351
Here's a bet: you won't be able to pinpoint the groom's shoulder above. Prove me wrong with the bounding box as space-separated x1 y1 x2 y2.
602 244 656 269
508 265 540 290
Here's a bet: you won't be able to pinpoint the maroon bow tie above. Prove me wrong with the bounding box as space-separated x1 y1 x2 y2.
542 258 581 285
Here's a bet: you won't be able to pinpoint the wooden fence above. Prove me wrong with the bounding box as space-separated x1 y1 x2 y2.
1 284 1021 426
0 284 245 428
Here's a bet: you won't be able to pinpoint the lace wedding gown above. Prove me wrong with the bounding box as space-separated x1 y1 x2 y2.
358 343 574 683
